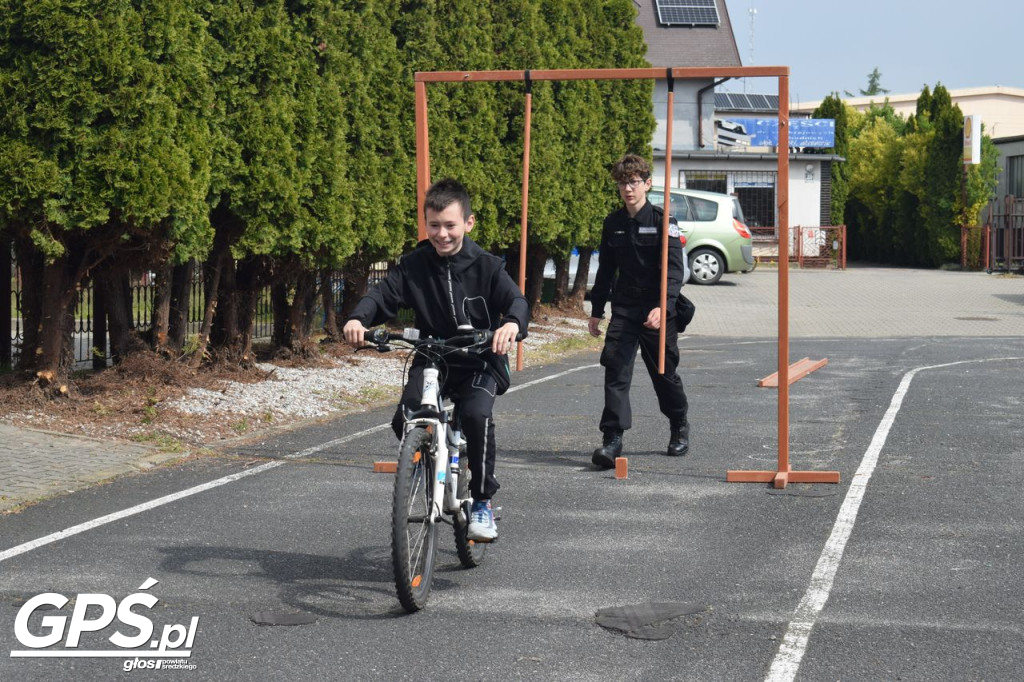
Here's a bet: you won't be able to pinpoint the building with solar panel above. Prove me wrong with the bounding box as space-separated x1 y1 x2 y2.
635 0 844 256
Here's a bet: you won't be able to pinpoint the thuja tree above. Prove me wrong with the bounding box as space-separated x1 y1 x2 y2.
0 0 213 391
331 0 412 323
913 85 965 266
813 94 850 227
841 85 997 267
554 0 653 309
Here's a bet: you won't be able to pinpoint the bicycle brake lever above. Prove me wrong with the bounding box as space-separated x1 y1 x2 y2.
356 344 392 353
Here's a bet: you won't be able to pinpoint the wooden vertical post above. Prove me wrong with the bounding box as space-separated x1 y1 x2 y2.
415 81 431 241
517 72 532 371
658 70 675 374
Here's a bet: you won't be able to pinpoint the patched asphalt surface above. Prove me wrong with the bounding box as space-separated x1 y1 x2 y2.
2 326 1022 680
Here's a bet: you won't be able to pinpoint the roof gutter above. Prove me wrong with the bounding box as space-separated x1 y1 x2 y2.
698 78 731 148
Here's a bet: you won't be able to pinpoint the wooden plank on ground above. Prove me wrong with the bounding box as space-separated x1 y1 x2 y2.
757 357 828 387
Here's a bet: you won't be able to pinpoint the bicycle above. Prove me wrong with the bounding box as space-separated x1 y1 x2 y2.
362 325 512 613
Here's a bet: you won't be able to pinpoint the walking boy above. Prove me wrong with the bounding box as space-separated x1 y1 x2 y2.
588 154 690 468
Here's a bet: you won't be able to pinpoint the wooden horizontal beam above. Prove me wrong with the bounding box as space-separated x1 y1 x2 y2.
415 66 788 84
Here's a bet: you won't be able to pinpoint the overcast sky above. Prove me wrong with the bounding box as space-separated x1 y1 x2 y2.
720 0 1021 105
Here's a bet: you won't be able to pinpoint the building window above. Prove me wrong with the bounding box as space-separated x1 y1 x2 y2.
680 170 727 194
732 171 777 228
678 170 777 228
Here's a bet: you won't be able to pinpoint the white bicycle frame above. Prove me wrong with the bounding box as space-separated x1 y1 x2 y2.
402 366 467 523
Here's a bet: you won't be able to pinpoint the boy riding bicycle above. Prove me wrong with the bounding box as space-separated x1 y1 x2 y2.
343 178 529 541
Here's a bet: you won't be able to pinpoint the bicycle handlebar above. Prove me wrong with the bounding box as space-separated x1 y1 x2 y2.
363 327 522 351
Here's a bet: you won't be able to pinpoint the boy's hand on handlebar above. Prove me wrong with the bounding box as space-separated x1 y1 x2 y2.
491 321 520 355
343 319 369 348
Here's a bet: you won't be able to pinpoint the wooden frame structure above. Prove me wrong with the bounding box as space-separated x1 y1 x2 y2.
413 66 838 489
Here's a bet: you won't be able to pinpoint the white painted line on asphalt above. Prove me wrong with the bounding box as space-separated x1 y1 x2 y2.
0 365 599 564
0 461 283 564
765 357 1024 682
504 363 599 394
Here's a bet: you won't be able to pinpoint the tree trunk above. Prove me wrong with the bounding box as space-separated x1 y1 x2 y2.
524 249 547 309
151 262 173 352
339 254 371 320
211 258 238 350
562 247 591 313
232 257 260 365
15 241 44 372
271 281 290 349
189 253 223 369
100 269 134 364
1 232 11 369
167 260 195 354
287 270 317 353
34 256 78 395
321 267 340 340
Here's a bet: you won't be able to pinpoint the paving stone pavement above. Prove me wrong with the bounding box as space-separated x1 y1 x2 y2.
1 265 1022 513
0 424 182 512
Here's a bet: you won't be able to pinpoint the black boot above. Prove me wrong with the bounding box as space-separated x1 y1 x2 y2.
667 423 689 457
592 431 623 470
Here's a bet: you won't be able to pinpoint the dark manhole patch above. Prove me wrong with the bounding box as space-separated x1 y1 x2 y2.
595 602 709 640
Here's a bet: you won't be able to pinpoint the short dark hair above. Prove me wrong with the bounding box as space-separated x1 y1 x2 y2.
611 154 651 183
424 178 472 220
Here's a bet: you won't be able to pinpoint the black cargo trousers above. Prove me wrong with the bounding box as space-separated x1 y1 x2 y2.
598 302 688 434
391 363 500 501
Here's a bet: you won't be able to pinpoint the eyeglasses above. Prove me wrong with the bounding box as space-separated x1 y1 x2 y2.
616 178 645 189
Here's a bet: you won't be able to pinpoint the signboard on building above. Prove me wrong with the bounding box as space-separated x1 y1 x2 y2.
963 114 981 165
717 118 835 148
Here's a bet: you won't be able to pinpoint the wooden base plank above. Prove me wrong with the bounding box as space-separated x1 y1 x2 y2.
758 357 828 387
727 468 841 488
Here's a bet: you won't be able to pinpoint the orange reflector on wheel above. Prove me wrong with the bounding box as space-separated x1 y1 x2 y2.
412 575 422 588
413 451 421 463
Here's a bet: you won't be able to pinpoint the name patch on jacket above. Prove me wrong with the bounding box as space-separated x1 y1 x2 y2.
638 225 681 238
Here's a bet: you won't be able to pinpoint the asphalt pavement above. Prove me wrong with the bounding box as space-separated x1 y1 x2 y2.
1 264 1023 681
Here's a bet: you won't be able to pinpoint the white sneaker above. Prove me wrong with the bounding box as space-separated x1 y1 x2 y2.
467 500 497 542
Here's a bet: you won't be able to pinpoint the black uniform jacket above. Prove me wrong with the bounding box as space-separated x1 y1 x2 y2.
346 236 530 372
590 200 686 321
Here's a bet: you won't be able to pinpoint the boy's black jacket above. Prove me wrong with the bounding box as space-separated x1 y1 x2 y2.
346 236 530 377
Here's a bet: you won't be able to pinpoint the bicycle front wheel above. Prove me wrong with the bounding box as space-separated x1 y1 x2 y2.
392 426 439 612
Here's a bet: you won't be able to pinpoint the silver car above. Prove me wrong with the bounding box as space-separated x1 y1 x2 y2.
649 187 755 285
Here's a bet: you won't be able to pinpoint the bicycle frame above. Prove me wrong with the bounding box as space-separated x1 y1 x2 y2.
401 364 468 524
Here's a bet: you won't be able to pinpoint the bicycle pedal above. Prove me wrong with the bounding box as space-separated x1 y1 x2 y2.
471 536 497 544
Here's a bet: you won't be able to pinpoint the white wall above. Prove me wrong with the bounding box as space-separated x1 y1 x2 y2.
788 162 821 227
651 78 716 172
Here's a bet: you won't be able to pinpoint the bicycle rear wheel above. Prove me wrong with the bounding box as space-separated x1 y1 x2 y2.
392 426 438 612
453 446 487 568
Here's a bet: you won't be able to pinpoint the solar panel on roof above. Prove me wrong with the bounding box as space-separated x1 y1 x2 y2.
750 94 771 109
655 0 720 26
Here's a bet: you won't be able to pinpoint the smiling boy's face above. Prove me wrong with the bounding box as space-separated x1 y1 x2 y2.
425 201 474 257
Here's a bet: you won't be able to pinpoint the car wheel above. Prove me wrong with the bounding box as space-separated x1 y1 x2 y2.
688 248 723 285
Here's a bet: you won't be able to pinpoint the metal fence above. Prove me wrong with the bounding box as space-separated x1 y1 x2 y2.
750 225 847 269
984 196 1024 273
5 259 393 368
